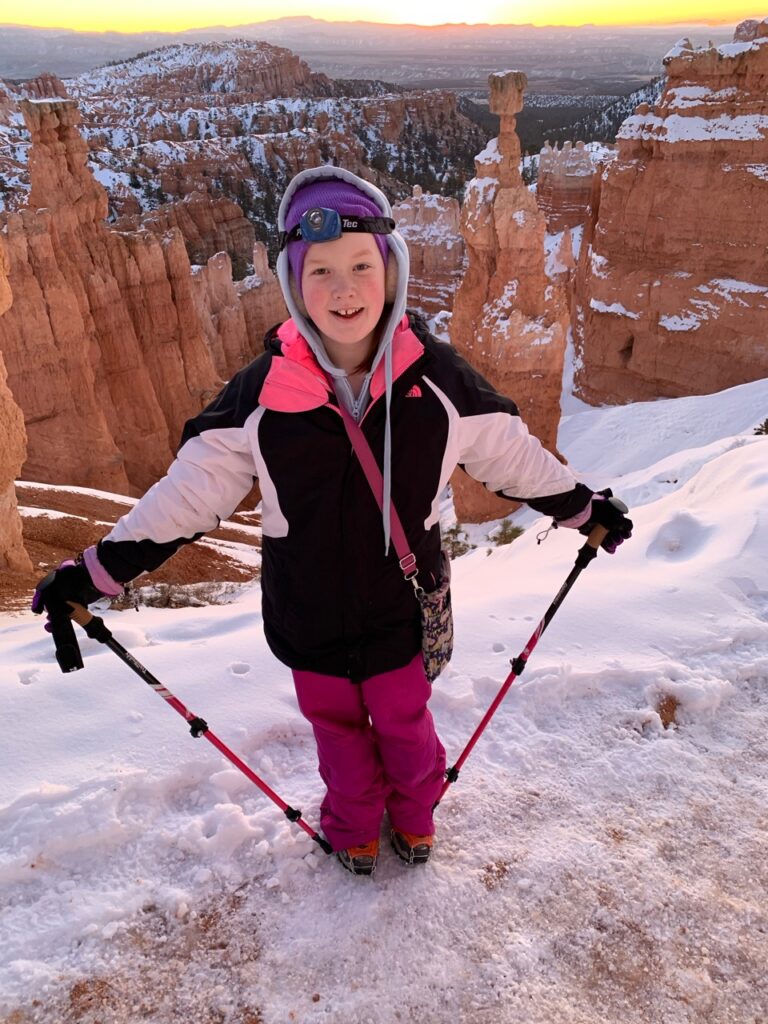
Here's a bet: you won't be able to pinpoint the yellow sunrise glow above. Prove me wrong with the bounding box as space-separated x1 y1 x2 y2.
2 0 754 33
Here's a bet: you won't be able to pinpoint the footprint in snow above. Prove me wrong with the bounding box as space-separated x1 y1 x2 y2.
18 668 39 686
646 512 714 562
229 662 251 676
109 628 153 649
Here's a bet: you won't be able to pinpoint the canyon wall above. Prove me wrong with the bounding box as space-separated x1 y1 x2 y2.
573 20 768 404
536 140 610 232
114 191 256 273
392 185 464 316
0 235 32 572
0 98 221 495
234 243 288 361
191 242 287 380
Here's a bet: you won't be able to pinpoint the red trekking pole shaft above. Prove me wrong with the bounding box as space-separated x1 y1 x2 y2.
434 523 609 809
68 604 333 854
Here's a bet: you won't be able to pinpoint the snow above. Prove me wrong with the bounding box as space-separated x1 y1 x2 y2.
666 85 739 110
18 506 88 522
480 281 519 334
463 176 499 222
88 164 131 190
583 141 617 166
719 35 768 57
590 250 610 279
745 163 768 180
709 276 768 297
664 32 768 62
25 97 73 105
427 310 452 344
397 220 457 246
570 223 584 260
659 313 701 332
2 378 768 1021
474 137 499 166
543 228 579 280
619 112 768 143
589 298 641 319
16 480 138 504
663 37 696 61
559 329 588 418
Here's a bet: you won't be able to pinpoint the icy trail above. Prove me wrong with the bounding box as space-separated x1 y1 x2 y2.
1 379 767 1023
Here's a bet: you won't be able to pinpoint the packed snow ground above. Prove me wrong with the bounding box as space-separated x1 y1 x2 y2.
1 378 768 1023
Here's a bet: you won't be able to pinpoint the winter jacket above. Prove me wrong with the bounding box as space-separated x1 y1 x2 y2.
97 312 591 682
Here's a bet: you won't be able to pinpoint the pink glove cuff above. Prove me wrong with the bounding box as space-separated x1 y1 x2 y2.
557 500 594 530
82 546 125 598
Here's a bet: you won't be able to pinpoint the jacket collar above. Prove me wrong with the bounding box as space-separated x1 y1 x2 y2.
260 317 425 414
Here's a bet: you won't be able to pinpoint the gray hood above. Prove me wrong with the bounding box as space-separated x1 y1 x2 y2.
276 165 410 390
276 166 411 553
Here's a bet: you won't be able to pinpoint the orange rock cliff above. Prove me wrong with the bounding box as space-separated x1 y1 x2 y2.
572 19 768 404
0 235 32 572
392 185 465 317
536 140 608 233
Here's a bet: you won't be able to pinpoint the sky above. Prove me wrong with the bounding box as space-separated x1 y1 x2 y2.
3 0 756 33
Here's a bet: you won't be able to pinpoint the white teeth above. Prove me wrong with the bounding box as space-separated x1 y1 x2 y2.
334 308 362 317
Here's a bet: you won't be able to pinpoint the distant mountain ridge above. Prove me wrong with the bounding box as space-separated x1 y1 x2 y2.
1 17 735 84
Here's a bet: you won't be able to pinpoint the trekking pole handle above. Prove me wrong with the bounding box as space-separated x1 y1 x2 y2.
586 524 609 549
68 603 115 644
69 603 91 628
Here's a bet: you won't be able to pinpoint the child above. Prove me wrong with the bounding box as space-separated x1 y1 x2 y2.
35 167 632 876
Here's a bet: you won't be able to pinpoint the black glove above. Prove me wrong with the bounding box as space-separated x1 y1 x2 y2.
32 557 108 673
576 490 633 553
32 558 103 619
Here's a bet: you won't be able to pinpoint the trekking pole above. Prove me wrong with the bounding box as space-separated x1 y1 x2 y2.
434 507 624 810
66 604 333 855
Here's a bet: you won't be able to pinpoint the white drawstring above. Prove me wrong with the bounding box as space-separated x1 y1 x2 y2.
382 341 393 554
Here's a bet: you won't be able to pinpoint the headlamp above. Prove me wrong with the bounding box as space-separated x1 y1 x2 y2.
279 207 395 250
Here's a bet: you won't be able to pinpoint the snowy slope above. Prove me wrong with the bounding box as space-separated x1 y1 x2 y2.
1 379 767 1023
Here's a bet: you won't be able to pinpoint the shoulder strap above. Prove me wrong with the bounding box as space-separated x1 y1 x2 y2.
335 401 419 585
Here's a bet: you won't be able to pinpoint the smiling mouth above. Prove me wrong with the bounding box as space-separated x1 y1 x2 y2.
332 308 363 319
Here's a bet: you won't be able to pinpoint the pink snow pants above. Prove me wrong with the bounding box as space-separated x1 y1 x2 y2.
292 653 446 851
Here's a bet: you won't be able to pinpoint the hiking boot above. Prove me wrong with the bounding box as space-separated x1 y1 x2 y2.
391 829 434 865
337 839 379 876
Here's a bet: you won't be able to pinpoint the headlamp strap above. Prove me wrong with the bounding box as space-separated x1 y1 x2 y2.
279 214 395 251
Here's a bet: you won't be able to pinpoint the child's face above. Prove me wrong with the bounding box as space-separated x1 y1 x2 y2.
301 232 386 359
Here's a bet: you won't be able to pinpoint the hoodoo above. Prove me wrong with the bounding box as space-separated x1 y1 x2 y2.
449 71 569 523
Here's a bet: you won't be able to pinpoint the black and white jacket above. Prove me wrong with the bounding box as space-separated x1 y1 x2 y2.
97 313 591 681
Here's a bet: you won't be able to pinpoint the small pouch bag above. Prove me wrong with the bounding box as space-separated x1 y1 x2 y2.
336 401 454 683
416 548 453 683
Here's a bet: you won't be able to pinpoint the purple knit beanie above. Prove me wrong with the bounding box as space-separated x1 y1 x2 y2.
285 179 390 295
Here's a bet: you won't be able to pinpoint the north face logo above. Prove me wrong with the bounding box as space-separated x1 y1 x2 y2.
405 385 422 398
